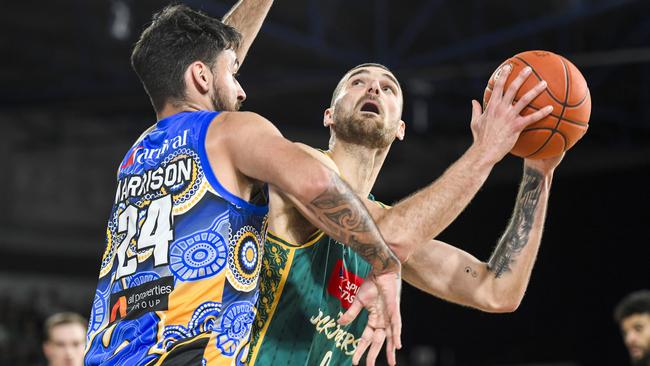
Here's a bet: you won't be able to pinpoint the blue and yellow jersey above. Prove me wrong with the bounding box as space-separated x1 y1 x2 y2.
85 111 268 366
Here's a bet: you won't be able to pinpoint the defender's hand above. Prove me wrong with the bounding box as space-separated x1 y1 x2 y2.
339 272 402 366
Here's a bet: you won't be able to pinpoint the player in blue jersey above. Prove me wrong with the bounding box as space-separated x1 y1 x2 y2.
84 2 403 366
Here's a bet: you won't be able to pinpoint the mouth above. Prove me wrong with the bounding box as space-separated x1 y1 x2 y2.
630 347 643 357
360 101 381 115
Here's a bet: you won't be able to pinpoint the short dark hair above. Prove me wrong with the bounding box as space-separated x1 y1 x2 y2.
330 63 400 107
131 4 242 111
44 312 87 341
614 290 650 324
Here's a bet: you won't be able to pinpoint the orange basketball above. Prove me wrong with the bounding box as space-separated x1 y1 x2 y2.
483 50 591 159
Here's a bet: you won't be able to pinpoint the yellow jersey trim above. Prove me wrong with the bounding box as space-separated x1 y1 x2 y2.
266 229 325 250
247 248 297 365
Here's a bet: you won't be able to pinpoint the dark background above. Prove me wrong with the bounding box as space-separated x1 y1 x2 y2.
1 0 649 365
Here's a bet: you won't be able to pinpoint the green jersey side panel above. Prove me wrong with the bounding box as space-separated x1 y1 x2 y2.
248 229 372 366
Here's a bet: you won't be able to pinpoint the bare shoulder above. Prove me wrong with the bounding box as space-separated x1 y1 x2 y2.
293 143 339 173
210 111 279 135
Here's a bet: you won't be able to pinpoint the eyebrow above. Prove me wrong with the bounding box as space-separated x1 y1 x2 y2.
348 69 400 90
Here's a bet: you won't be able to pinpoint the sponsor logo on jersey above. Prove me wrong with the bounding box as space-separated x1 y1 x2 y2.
121 146 144 169
108 276 174 323
327 260 364 310
121 129 189 169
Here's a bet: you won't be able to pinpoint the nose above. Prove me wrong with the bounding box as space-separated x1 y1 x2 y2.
367 79 381 95
237 85 247 102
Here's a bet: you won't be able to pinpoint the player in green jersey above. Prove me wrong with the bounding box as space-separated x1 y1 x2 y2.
245 62 561 366
220 2 561 366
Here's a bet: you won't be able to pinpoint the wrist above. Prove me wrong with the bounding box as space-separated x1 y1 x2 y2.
465 144 499 172
371 253 401 275
523 160 556 177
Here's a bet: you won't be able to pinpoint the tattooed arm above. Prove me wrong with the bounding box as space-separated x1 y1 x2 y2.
372 65 552 262
400 158 560 312
207 111 400 273
207 112 402 362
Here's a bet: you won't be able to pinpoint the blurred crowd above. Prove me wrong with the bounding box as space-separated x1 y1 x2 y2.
0 289 90 366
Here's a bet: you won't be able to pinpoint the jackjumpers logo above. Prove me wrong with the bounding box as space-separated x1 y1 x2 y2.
109 276 174 322
327 260 364 309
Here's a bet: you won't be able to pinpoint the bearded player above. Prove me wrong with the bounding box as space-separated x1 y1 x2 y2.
244 61 560 366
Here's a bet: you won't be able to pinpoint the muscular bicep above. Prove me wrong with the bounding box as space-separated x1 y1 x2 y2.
211 112 329 199
402 239 500 312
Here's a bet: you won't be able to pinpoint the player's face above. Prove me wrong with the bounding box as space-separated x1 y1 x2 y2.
210 49 246 111
43 323 86 366
621 314 650 366
330 66 404 149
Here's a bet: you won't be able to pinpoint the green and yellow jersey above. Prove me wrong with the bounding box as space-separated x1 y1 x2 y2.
246 196 386 365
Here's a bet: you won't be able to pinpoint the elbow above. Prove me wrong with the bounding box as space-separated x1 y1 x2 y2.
375 216 412 263
482 294 523 313
383 237 412 264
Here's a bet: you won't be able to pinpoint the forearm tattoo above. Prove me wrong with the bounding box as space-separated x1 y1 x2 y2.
487 167 544 278
310 174 397 272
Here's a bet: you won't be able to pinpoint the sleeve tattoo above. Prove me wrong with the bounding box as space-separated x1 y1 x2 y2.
310 174 395 272
487 167 544 278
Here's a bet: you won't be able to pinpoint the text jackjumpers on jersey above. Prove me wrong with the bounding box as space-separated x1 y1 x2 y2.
84 111 269 366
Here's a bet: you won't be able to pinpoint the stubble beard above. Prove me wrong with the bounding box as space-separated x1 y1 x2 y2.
631 349 650 366
331 105 394 149
211 87 241 112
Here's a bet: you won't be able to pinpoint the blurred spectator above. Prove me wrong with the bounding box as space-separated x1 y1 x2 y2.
615 290 650 366
42 312 86 366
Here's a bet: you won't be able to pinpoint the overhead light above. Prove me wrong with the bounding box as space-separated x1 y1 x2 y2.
110 0 131 41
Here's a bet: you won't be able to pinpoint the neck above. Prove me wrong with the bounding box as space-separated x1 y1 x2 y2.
156 100 211 121
327 139 390 197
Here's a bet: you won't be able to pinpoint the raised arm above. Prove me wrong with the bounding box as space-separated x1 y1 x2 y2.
375 65 553 262
401 157 560 312
222 0 273 66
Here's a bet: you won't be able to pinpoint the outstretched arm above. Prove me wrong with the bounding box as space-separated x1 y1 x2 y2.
207 112 402 363
401 157 559 312
222 0 273 66
374 65 552 262
210 112 400 273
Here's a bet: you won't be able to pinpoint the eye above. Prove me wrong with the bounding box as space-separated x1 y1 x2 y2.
382 85 394 94
634 324 644 332
351 79 363 86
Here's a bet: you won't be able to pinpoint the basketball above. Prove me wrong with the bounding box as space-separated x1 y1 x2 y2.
483 50 591 159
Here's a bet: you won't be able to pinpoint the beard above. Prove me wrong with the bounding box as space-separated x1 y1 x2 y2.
331 103 395 149
210 86 241 112
631 350 650 366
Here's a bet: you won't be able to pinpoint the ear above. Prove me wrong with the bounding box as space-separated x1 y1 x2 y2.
323 107 335 128
396 120 406 141
189 61 211 94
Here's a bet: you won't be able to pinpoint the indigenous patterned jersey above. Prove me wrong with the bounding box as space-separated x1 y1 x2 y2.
85 111 269 366
246 198 384 366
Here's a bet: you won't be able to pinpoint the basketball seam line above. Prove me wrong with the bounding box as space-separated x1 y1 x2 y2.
523 127 568 147
513 56 565 106
524 56 570 158
512 56 588 108
516 100 588 127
